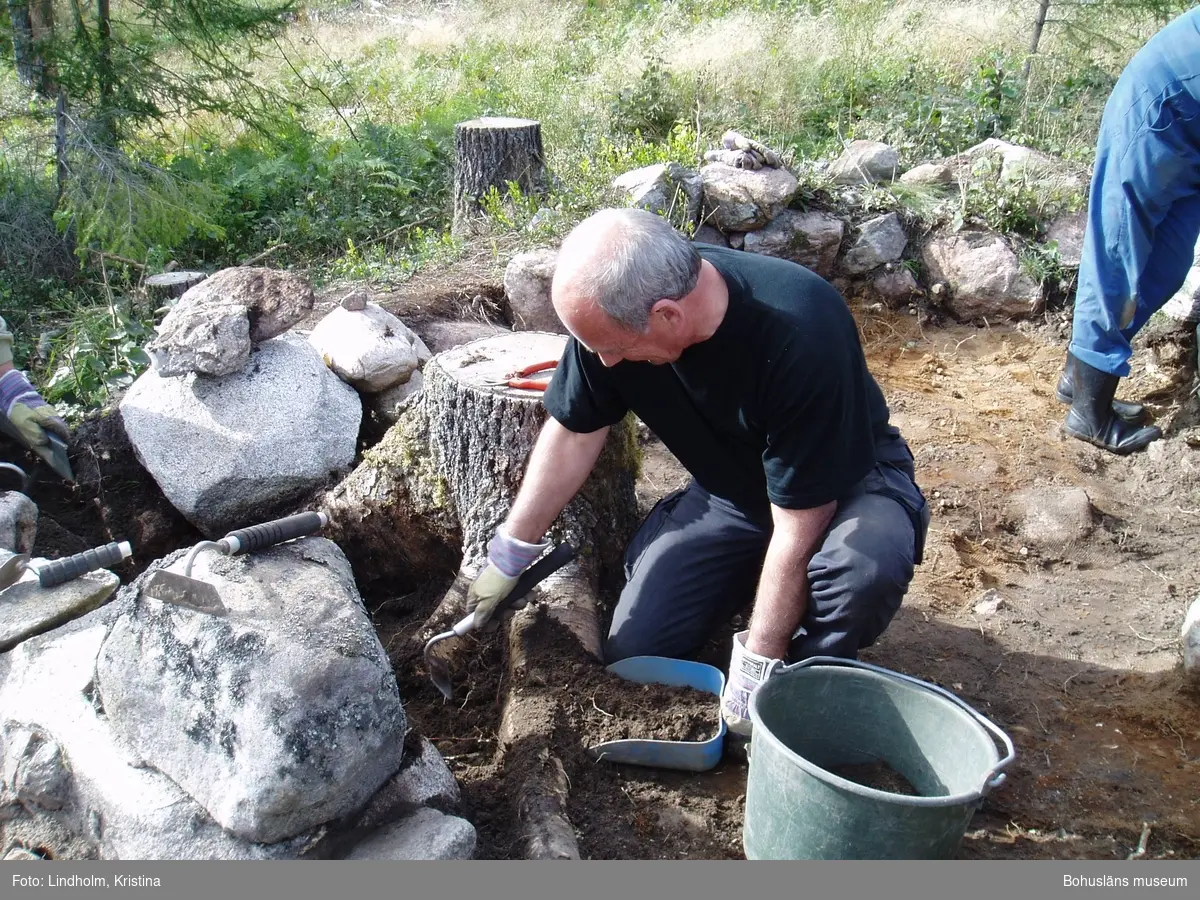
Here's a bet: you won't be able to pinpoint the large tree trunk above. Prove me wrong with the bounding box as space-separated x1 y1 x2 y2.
452 117 548 236
319 331 641 859
7 0 54 95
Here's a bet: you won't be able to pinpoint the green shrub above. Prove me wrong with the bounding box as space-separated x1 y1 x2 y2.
176 116 455 266
609 54 686 140
43 303 153 417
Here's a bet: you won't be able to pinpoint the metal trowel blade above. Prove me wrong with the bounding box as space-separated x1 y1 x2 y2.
0 553 29 592
141 570 227 616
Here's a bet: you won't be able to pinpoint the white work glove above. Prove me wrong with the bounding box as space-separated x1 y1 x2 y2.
720 630 783 738
464 526 550 627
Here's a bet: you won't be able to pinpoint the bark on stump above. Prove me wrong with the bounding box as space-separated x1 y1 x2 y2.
452 117 548 236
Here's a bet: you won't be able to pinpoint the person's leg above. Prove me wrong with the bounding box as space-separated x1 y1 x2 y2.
787 464 921 661
1122 192 1200 336
1065 69 1200 452
604 482 770 663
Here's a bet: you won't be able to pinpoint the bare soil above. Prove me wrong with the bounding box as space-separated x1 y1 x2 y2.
14 273 1200 860
830 762 920 796
579 677 721 745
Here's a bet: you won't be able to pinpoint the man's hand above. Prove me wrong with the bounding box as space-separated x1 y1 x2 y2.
0 368 69 449
465 527 550 627
720 630 784 738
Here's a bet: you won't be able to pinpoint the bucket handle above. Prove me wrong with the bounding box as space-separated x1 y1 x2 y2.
778 656 1016 794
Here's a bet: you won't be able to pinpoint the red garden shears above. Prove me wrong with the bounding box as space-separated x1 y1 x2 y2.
487 359 558 392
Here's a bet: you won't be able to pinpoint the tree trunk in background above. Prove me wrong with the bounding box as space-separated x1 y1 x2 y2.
8 1 36 90
96 0 116 143
55 88 67 201
452 117 548 236
1023 0 1052 84
29 0 56 95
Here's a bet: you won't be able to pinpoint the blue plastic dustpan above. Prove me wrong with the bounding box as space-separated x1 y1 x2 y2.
586 655 727 772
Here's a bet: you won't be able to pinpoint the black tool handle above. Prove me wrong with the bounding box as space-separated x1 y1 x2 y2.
38 541 131 588
220 511 329 555
496 542 577 616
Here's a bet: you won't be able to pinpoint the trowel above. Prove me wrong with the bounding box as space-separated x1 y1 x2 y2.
0 541 133 592
423 542 576 700
141 511 329 616
0 414 73 482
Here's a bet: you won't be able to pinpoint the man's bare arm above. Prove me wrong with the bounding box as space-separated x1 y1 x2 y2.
745 501 837 659
504 418 610 543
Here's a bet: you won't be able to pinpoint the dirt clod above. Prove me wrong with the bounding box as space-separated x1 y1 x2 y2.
829 762 921 796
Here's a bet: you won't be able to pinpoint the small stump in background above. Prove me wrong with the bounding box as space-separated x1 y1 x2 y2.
452 117 548 236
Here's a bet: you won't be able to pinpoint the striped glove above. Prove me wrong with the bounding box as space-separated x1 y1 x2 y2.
0 369 69 450
465 526 551 627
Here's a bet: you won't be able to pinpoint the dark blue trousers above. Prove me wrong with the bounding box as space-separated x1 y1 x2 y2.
603 435 930 664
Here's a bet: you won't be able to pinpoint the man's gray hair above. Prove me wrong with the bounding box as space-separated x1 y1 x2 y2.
570 208 701 331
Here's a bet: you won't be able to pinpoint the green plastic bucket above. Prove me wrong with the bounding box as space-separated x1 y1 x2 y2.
744 657 1015 860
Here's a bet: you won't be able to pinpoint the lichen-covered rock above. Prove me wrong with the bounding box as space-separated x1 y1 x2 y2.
612 162 703 228
94 538 406 844
120 332 361 537
743 210 845 277
504 248 564 334
308 302 430 393
873 266 921 307
841 213 907 275
828 141 901 185
0 492 37 554
0 567 119 653
146 267 315 377
899 163 953 186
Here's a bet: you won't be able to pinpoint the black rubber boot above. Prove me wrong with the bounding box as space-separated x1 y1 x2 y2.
1056 355 1147 424
1063 356 1161 454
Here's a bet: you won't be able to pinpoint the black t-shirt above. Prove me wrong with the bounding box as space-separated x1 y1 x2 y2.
543 246 893 520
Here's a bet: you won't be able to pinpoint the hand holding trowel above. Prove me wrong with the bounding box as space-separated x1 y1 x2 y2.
0 370 73 482
141 511 329 616
423 542 576 699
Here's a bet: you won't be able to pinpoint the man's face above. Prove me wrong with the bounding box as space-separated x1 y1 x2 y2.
555 292 681 367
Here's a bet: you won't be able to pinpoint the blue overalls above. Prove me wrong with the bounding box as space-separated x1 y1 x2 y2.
1070 7 1200 377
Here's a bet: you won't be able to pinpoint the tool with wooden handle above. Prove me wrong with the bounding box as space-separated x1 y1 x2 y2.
424 542 576 699
141 511 329 616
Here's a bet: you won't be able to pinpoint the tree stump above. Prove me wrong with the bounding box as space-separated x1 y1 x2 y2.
452 117 548 236
319 331 641 859
320 330 639 624
145 270 208 305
